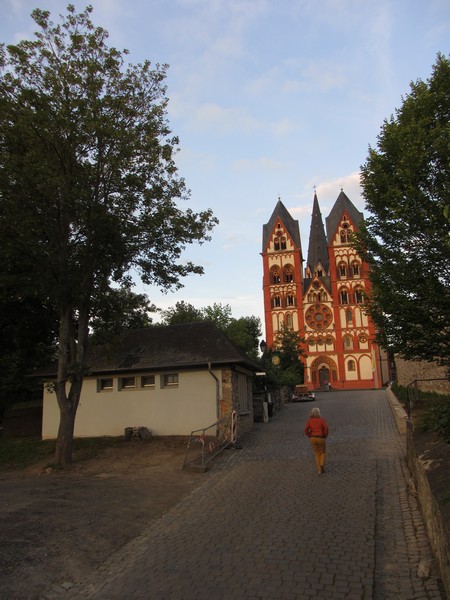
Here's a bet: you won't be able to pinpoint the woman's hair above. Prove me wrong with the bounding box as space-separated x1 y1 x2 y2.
310 407 321 418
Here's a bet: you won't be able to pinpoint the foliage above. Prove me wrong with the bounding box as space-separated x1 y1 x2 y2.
0 5 217 465
89 288 157 345
161 301 262 359
393 382 450 442
260 325 305 389
0 298 57 419
354 54 450 370
160 301 204 325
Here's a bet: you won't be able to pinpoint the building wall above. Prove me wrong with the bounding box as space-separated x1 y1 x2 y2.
42 369 221 439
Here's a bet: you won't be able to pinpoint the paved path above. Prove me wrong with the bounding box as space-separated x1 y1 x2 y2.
45 390 444 599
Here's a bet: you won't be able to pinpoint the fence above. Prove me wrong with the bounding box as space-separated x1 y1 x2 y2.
182 411 237 472
406 378 450 418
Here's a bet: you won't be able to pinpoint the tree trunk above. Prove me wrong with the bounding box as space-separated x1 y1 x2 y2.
54 306 87 467
55 402 78 466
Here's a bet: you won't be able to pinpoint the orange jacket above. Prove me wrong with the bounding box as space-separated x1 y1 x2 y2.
304 417 329 438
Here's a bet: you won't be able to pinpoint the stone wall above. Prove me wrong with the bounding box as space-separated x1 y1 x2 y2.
406 423 450 596
220 367 254 440
395 356 450 394
387 385 450 597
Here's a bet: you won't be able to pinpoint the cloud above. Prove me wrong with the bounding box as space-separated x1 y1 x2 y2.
187 103 261 134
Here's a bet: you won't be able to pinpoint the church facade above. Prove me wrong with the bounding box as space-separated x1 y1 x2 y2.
262 191 386 390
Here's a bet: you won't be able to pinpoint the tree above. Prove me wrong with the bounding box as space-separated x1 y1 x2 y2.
261 325 305 389
0 297 57 420
355 54 450 371
0 6 218 465
161 301 262 359
161 301 203 325
89 288 157 345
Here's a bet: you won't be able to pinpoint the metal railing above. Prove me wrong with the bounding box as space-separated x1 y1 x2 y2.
182 411 237 471
406 378 450 418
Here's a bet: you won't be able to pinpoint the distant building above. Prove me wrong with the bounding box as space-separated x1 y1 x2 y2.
262 191 388 390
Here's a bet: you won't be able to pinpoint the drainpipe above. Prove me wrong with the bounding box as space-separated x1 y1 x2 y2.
208 363 221 421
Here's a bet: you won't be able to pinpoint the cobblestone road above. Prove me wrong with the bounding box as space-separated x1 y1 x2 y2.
44 390 444 599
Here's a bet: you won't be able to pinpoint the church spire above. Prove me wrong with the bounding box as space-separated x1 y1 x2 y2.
306 192 329 276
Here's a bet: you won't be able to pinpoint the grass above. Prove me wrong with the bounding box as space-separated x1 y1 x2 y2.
0 435 125 470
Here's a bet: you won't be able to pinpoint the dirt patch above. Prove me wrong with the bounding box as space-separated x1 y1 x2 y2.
0 437 206 600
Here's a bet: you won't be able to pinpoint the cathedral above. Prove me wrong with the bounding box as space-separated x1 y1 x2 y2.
261 190 388 390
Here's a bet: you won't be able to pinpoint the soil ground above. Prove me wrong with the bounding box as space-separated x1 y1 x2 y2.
0 428 449 600
0 437 207 600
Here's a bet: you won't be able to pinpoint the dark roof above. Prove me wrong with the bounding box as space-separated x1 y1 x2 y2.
262 200 302 252
325 190 364 241
36 322 262 377
306 193 329 274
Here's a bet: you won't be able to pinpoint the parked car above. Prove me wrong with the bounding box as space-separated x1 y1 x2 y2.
292 385 315 402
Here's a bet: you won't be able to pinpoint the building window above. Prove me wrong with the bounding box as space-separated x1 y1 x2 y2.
348 360 356 371
287 295 295 307
280 237 287 250
355 288 364 304
286 313 293 329
141 375 155 388
98 378 113 392
284 267 294 283
344 336 354 350
120 376 136 390
274 237 280 251
346 309 353 323
352 262 360 276
340 289 349 304
273 296 281 308
162 373 179 388
272 268 281 284
339 263 347 278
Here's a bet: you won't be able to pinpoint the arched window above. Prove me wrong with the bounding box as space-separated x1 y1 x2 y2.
272 296 281 308
355 288 364 304
348 360 356 371
352 261 360 276
271 268 281 284
287 295 296 307
284 267 294 283
339 263 347 278
274 237 280 251
319 291 327 301
346 309 353 323
286 313 293 329
344 335 353 350
281 237 287 250
340 289 349 304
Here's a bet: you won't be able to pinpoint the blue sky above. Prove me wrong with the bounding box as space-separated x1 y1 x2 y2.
1 0 449 333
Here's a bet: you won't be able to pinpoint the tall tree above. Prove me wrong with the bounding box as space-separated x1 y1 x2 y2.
161 301 262 359
355 54 450 371
0 5 218 465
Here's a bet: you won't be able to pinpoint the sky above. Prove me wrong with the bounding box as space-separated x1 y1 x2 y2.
1 0 449 335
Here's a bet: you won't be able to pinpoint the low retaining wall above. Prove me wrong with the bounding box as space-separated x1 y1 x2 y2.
387 386 450 596
406 424 450 596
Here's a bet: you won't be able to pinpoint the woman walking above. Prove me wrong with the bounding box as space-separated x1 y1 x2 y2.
304 407 329 474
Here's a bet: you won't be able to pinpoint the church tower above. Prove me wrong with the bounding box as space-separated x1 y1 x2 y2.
262 191 384 390
261 199 304 347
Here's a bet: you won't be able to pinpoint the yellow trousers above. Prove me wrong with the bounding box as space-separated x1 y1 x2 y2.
309 436 326 473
